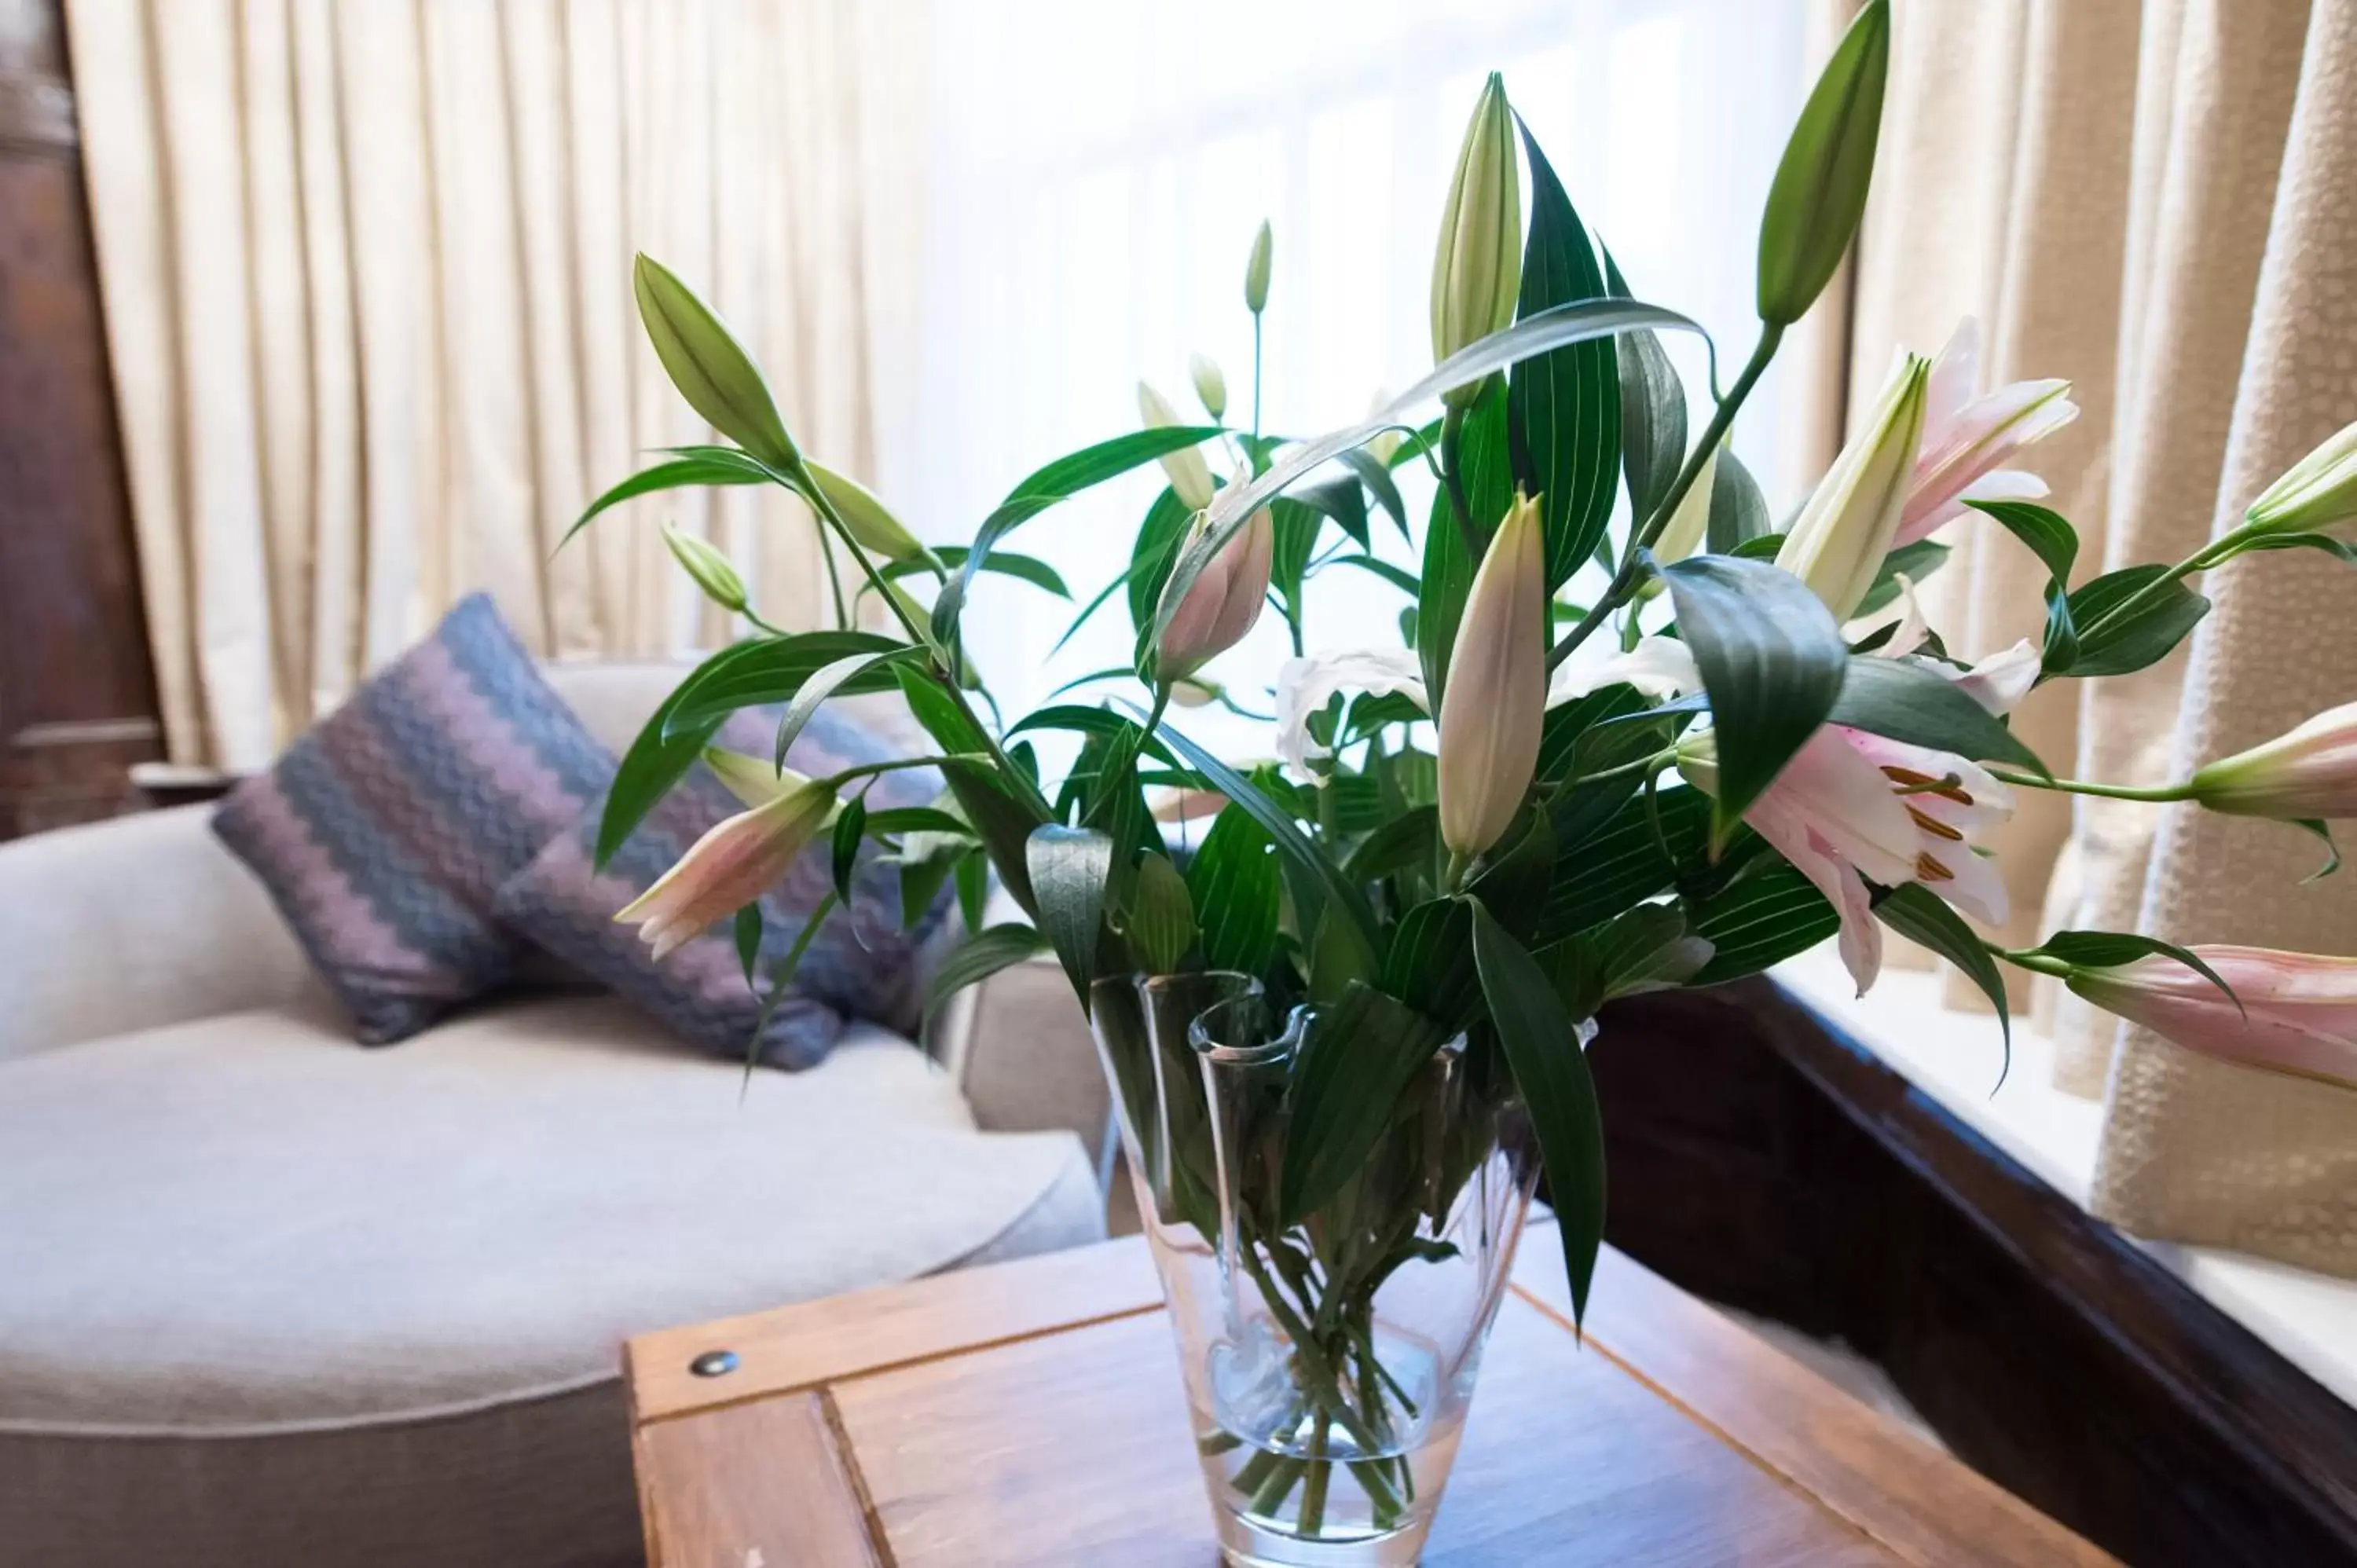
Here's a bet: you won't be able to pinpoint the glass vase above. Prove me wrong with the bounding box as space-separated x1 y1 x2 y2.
1088 972 1545 1567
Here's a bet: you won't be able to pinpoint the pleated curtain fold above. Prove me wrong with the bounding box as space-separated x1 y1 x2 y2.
66 0 924 772
1831 0 2357 1274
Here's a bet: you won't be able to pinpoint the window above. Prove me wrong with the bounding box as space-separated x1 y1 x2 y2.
886 0 1808 744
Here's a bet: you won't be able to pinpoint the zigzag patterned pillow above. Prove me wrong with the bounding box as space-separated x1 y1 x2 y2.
212 594 612 1042
492 705 959 1069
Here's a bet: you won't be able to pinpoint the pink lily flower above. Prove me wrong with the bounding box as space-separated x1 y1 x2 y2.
1895 317 2078 547
2069 947 2357 1091
1582 630 2028 995
1685 721 2014 995
616 779 835 960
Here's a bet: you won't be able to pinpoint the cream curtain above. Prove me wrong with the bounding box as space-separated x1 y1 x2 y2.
66 0 926 771
1836 0 2357 1273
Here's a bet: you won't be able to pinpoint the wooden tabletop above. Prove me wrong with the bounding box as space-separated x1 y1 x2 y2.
623 1221 2111 1566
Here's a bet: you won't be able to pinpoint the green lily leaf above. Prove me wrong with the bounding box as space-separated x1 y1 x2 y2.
1853 537 1949 617
1873 882 2011 1064
830 794 867 905
1704 447 1774 555
2062 566 2210 679
1660 555 1849 844
1186 805 1281 976
1511 120 1620 590
1684 859 1839 984
1026 826 1116 1002
923 922 1050 1017
1605 251 1688 529
1158 297 1708 646
1827 655 2049 776
662 631 908 736
1278 981 1451 1224
1472 899 1607 1326
563 452 769 552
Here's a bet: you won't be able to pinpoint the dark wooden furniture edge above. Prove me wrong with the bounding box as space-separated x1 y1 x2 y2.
1592 980 2357 1568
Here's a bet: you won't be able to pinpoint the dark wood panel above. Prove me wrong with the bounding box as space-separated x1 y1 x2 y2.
1592 981 2357 1568
0 0 161 840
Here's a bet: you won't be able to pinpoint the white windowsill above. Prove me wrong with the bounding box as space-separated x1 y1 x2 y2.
1770 949 2357 1412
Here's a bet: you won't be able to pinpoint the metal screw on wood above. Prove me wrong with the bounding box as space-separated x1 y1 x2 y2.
689 1349 739 1377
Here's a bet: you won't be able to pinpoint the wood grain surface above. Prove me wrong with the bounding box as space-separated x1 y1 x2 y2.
625 1224 2108 1567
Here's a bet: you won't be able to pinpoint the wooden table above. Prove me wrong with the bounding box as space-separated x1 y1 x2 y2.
624 1221 2110 1566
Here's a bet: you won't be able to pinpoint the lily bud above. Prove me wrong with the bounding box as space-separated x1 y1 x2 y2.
803 460 925 560
2245 417 2357 537
1364 389 1402 466
1244 220 1273 314
1189 353 1227 421
2187 703 2357 819
1138 381 1216 511
632 254 799 471
702 752 820 809
1756 0 1890 325
1155 505 1273 683
1653 445 1720 570
2066 946 2357 1091
1431 72 1521 399
616 778 835 960
1439 490 1547 858
662 523 748 614
1776 351 1930 619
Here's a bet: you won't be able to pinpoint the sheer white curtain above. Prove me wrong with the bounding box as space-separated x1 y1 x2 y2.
885 0 1808 738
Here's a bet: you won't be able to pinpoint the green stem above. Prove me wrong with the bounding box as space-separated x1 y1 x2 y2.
781 453 1055 825
1985 768 2189 803
814 522 852 630
1439 402 1483 562
1252 313 1264 444
1249 1456 1307 1516
1551 323 1784 671
821 756 981 789
1298 1428 1331 1537
1990 943 2072 979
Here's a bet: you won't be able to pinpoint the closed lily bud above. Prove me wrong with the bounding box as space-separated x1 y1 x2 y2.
1244 220 1273 314
2245 417 2357 537
1776 351 1930 619
1439 490 1547 858
1138 381 1216 511
2066 946 2357 1091
2187 703 2357 819
1155 506 1273 682
1431 72 1521 397
1756 0 1890 326
702 751 819 809
632 254 799 471
803 460 925 561
616 778 834 960
1364 389 1403 466
1652 445 1720 569
662 523 748 614
1189 353 1227 421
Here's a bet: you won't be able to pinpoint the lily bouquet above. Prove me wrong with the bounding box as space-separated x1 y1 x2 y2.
573 3 2357 1559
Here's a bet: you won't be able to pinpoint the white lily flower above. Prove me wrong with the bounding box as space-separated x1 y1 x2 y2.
1274 647 1428 777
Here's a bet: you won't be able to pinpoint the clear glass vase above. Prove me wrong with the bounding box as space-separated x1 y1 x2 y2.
1088 972 1545 1567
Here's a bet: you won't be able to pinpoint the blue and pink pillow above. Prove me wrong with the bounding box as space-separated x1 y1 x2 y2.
212 593 953 1064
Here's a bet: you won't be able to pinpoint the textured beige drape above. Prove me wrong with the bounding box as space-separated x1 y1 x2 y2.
67 0 926 771
1835 0 2357 1273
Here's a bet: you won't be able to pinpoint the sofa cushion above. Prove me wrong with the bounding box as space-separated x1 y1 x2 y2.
493 705 957 1068
0 994 1102 1568
211 595 612 1043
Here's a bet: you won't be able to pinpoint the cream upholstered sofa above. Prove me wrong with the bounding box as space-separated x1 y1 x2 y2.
0 665 1110 1568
